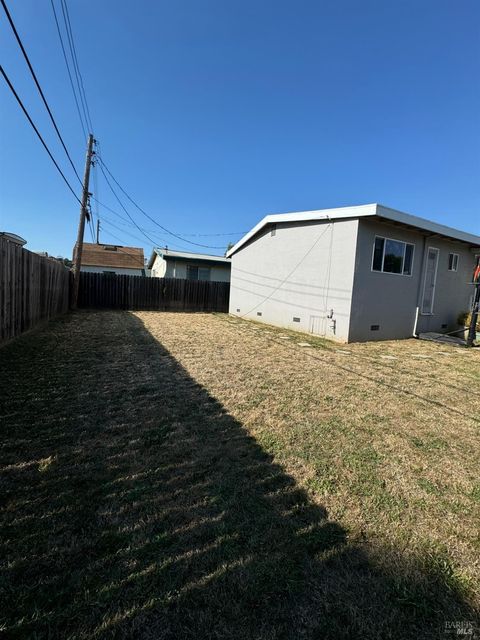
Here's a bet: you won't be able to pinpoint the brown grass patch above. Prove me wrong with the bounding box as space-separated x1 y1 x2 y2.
0 310 478 639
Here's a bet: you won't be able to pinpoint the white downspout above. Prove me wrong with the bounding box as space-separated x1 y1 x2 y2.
413 306 419 338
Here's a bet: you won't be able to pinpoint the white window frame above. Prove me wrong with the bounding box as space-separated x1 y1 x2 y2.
371 235 415 277
420 246 440 315
448 252 459 272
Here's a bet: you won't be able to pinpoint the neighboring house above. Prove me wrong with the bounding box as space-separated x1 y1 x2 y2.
0 232 26 246
76 242 146 276
226 204 480 343
148 248 231 282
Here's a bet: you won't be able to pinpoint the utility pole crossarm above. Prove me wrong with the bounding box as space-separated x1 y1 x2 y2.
72 134 94 308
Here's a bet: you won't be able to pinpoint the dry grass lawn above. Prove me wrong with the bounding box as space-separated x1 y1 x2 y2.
1 310 479 639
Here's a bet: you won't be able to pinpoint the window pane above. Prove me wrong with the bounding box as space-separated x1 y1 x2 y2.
383 239 404 274
372 237 384 271
186 266 198 280
198 267 210 281
403 244 414 275
448 253 454 270
453 254 459 271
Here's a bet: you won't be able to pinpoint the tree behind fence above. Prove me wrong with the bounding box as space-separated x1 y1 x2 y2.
78 272 230 312
0 236 71 343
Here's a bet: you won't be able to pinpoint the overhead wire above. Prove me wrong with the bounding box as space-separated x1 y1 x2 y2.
0 65 81 205
97 227 149 269
96 155 227 250
59 0 94 134
91 194 240 242
97 160 168 249
1 0 83 186
49 0 87 140
100 217 190 252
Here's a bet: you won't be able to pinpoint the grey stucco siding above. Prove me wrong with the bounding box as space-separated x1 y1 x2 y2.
349 218 477 342
229 219 359 342
414 238 477 334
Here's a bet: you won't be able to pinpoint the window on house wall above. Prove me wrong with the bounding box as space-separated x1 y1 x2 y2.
448 253 459 272
186 265 211 281
104 245 118 251
372 236 414 275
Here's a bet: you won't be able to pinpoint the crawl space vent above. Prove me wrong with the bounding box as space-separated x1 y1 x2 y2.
370 325 380 331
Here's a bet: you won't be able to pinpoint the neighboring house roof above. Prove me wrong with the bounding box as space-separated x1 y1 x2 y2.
79 242 145 269
148 247 231 269
226 204 480 257
0 232 27 246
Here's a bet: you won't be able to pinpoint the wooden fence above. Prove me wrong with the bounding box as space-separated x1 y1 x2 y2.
0 236 71 343
78 272 230 312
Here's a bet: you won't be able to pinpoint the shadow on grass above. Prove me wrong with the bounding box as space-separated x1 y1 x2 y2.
0 311 477 639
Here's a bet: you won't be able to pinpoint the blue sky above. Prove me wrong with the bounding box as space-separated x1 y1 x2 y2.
1 0 479 258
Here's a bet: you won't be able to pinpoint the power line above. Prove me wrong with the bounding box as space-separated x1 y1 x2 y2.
91 194 241 241
0 65 81 205
49 0 87 140
97 160 165 249
100 217 188 252
96 155 227 250
96 227 149 268
1 0 82 185
60 0 94 133
172 231 247 237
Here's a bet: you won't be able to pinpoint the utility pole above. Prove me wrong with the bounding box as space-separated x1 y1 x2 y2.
96 218 100 244
72 133 94 308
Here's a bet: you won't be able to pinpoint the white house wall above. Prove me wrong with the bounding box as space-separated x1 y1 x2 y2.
80 265 144 276
151 255 168 278
229 219 359 342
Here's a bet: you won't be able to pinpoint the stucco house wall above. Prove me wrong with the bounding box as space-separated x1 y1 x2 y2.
167 260 230 282
349 218 477 342
229 218 359 342
150 254 231 282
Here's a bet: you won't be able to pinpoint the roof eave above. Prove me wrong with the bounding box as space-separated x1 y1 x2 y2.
226 204 378 257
